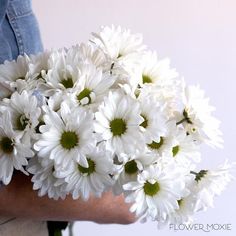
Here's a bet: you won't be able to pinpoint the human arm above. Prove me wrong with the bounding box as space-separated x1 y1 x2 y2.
0 171 136 224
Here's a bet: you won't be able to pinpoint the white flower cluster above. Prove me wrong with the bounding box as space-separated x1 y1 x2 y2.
0 25 234 226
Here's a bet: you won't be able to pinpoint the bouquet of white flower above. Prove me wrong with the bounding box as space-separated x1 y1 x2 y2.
0 25 234 227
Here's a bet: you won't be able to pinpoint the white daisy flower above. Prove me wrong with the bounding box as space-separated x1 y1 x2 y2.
113 151 159 195
34 102 96 169
146 121 176 156
0 91 41 144
169 128 201 168
140 51 178 86
92 25 146 81
27 157 67 200
124 161 186 221
0 111 34 185
94 91 144 158
28 50 51 80
47 91 69 112
177 85 223 148
138 93 167 144
138 78 183 119
92 25 145 62
158 175 196 227
0 54 30 98
55 145 115 200
42 49 80 95
10 51 52 95
70 64 115 108
191 160 235 211
69 43 108 69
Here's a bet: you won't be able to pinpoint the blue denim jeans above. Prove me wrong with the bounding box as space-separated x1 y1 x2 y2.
0 0 43 64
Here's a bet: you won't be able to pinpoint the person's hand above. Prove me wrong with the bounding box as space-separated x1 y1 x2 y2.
0 172 136 224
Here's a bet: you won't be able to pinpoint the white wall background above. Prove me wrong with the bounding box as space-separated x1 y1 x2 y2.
32 0 236 235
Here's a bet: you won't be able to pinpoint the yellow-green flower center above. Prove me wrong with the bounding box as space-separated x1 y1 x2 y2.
140 114 148 128
142 75 152 84
61 77 74 89
143 181 160 196
16 114 29 131
172 145 180 157
77 88 92 104
110 118 127 136
78 158 96 175
0 137 14 154
124 160 138 175
17 76 25 80
148 137 164 150
177 199 183 207
60 131 78 150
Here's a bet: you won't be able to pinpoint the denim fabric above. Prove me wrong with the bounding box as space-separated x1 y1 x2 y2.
0 0 43 64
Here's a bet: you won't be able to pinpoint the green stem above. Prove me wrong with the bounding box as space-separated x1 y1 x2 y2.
190 171 198 175
176 118 187 125
110 62 115 75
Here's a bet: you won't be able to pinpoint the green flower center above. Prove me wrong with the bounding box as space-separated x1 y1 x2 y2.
134 88 141 98
0 137 14 154
110 118 127 136
172 145 180 157
17 76 25 80
61 77 74 89
148 137 164 150
140 114 148 128
78 158 96 175
60 131 79 150
124 160 138 175
143 181 160 196
178 199 183 207
77 88 92 104
16 114 30 131
142 75 152 84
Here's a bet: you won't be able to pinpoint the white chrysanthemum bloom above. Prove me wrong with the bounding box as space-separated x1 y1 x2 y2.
169 128 201 168
42 49 80 95
158 175 196 227
34 102 96 169
146 121 177 156
124 162 186 221
140 51 178 86
113 151 159 195
0 91 41 144
138 78 183 119
94 91 144 159
0 55 30 98
28 50 51 80
46 91 69 112
27 157 67 200
191 160 235 211
92 25 146 80
70 64 115 109
92 25 145 62
0 112 34 185
138 93 167 144
55 145 115 200
13 52 52 94
177 85 223 148
69 43 108 69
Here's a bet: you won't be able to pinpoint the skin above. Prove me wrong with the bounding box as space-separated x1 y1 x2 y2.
0 172 136 224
